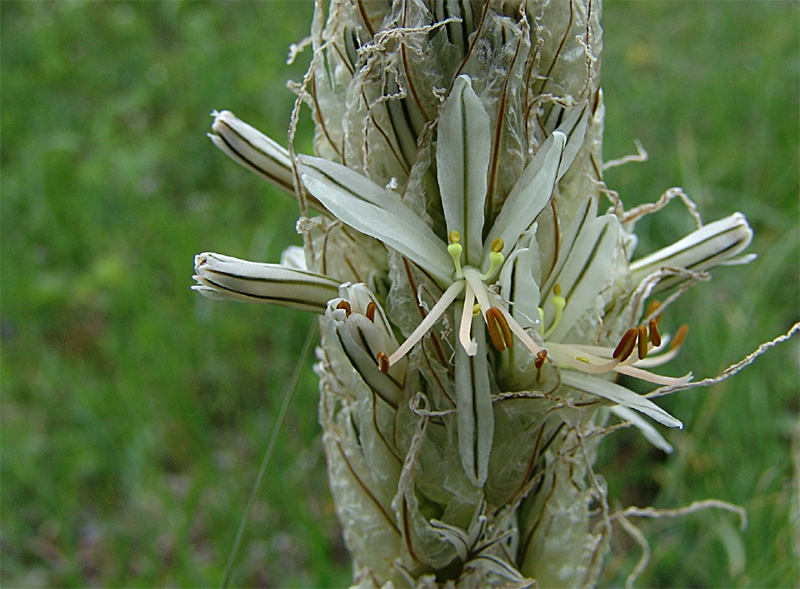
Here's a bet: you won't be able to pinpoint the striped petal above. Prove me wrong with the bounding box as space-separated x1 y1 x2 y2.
192 252 339 313
298 156 454 284
630 212 754 291
209 110 297 198
455 314 494 487
437 75 490 266
482 132 565 267
561 370 682 429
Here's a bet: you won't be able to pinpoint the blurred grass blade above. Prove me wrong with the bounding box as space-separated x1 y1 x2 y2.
221 322 318 589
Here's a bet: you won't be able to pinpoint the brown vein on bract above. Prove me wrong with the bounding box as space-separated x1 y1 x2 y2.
334 438 398 531
485 32 525 227
399 0 430 122
453 0 493 80
330 40 355 77
421 347 455 408
371 390 404 465
537 0 574 97
311 74 345 162
357 0 376 37
401 496 422 564
368 104 411 174
517 469 558 568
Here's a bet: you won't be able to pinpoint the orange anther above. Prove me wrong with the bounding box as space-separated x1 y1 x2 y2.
637 325 649 360
366 301 377 322
670 324 689 350
534 350 548 369
613 328 638 361
485 307 513 352
645 300 662 321
376 351 389 374
336 300 352 316
648 318 662 347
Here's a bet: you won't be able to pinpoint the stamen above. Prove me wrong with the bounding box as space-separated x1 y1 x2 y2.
473 303 481 316
670 324 689 350
448 230 464 278
388 280 465 365
492 303 543 355
376 351 389 374
366 301 377 322
648 318 661 347
480 238 505 281
336 300 352 316
542 284 566 339
645 299 662 321
459 284 478 356
637 325 649 360
613 328 638 361
486 307 513 352
534 350 548 369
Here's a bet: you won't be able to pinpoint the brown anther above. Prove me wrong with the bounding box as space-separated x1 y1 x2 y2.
376 351 389 374
490 237 504 253
336 300 352 316
613 328 638 361
366 301 377 322
534 350 548 369
670 324 689 350
648 318 662 347
645 300 662 322
637 325 649 360
485 307 513 352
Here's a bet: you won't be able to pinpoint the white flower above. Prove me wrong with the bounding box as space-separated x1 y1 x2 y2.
298 75 689 484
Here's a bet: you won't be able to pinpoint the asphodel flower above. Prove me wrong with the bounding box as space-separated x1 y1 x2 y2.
192 1 765 586
296 74 690 487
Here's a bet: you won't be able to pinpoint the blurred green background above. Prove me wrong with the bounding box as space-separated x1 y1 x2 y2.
1 2 797 587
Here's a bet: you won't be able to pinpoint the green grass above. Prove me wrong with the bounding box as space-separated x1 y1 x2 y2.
1 2 797 587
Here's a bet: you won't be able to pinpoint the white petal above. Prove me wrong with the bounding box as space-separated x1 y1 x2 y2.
437 75 490 266
455 322 494 487
280 245 307 270
299 156 454 284
629 212 754 289
499 246 541 329
209 110 295 197
482 132 565 267
544 212 621 341
611 406 673 453
193 252 339 313
553 102 591 181
561 370 683 429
